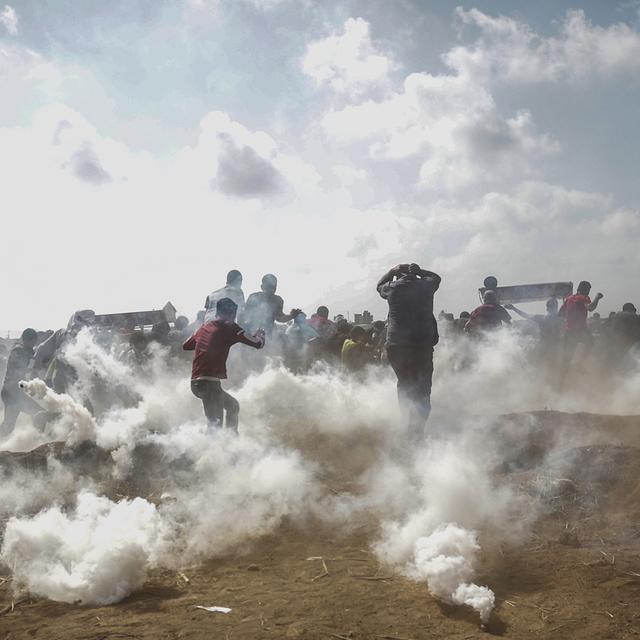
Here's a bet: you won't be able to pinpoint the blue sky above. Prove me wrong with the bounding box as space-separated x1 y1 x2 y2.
1 0 639 330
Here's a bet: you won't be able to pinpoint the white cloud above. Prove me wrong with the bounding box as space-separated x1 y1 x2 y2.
0 4 18 35
322 72 558 193
377 181 640 313
1 4 639 331
447 8 640 82
333 164 366 187
302 18 395 96
182 111 319 199
243 0 292 8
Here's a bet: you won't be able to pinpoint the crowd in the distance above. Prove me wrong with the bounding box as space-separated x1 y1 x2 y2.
1 267 639 441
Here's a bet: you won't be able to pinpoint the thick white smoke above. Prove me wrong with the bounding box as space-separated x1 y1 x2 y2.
2 491 167 605
2 326 638 618
410 524 495 624
20 378 97 445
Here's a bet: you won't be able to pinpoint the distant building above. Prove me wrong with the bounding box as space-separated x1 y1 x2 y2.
354 310 373 325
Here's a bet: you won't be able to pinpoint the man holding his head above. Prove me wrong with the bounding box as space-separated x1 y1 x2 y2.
377 262 441 439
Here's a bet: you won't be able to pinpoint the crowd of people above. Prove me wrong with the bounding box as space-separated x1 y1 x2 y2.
1 266 639 441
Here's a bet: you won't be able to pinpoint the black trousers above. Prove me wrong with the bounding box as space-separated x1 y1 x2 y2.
190 379 240 431
386 344 434 437
1 386 43 433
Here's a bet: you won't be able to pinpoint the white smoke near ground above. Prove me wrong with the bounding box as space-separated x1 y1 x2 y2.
19 378 97 445
2 491 168 605
410 524 494 624
152 427 321 562
0 457 82 518
2 327 640 616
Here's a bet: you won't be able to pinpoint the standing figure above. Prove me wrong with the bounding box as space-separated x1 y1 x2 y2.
559 281 602 354
377 263 441 439
1 329 44 435
183 298 264 431
205 270 245 321
243 274 299 338
558 280 603 387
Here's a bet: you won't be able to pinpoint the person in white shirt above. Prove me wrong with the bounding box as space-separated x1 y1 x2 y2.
204 270 245 322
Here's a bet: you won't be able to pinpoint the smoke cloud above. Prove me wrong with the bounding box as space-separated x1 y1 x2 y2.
1 328 639 619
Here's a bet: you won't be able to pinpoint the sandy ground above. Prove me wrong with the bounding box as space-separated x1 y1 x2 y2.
3 411 640 640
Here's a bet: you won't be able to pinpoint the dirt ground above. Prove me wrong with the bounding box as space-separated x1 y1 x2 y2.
3 412 640 640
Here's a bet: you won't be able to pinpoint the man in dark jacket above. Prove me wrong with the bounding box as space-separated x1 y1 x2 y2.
377 263 441 438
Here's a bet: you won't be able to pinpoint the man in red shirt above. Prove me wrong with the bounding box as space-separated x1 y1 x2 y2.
464 290 512 334
558 281 603 385
559 280 603 338
183 298 264 431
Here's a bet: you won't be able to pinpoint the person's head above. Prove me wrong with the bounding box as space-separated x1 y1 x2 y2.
546 298 559 314
261 273 278 295
336 319 350 335
316 306 329 319
483 290 498 305
445 313 455 322
174 316 189 330
196 310 206 322
350 326 367 343
226 269 243 287
21 328 38 349
622 302 637 314
577 280 592 296
372 320 386 331
592 312 601 320
484 276 498 290
216 297 238 321
459 311 470 319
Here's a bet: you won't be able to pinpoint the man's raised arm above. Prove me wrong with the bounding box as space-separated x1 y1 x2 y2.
408 263 441 289
588 293 603 312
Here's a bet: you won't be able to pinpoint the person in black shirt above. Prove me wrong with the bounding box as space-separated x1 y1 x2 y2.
377 263 441 438
1 328 44 435
243 274 300 337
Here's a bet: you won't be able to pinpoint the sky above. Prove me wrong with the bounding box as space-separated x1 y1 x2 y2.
2 0 640 331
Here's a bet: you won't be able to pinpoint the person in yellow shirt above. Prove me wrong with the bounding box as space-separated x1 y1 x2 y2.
341 326 371 372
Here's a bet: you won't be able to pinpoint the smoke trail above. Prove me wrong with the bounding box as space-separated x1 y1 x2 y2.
20 378 97 445
410 524 495 624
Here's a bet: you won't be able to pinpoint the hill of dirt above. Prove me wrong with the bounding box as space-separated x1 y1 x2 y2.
2 411 640 640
